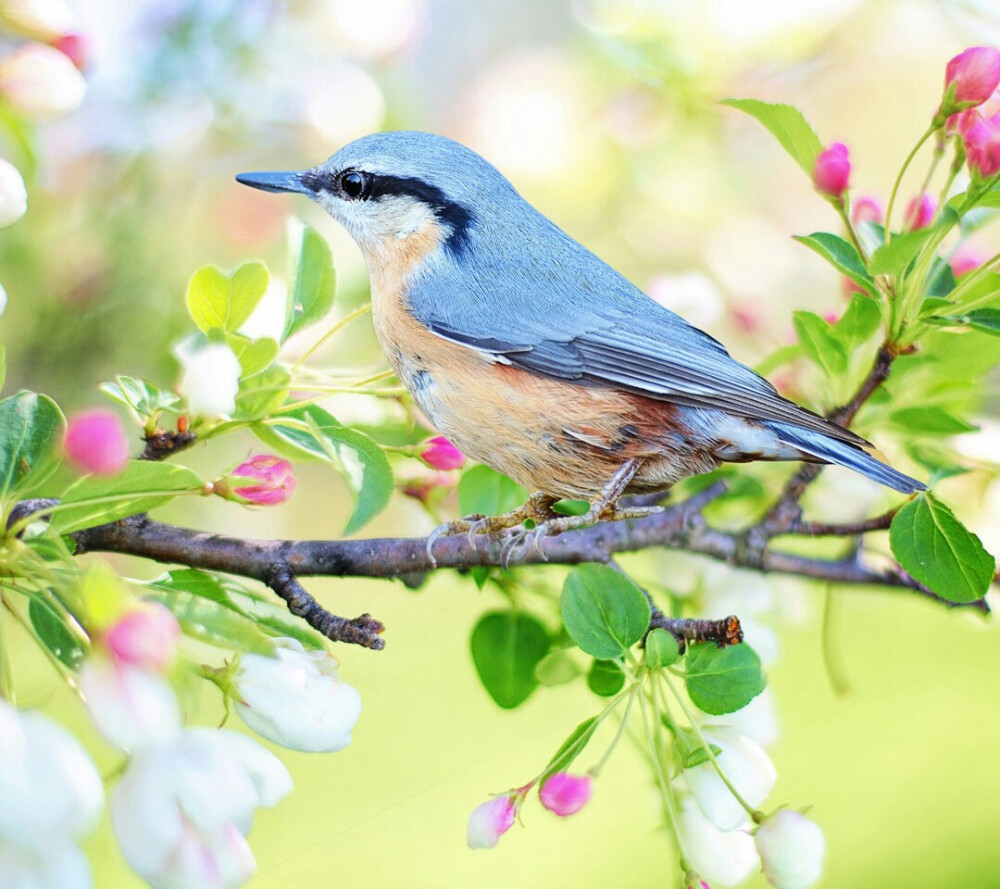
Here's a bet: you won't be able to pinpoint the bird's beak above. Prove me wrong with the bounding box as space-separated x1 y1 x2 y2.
235 170 313 195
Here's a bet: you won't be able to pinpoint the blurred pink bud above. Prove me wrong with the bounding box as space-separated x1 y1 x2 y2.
950 245 983 277
965 113 1000 177
64 409 130 476
0 157 27 228
812 143 850 199
945 46 1000 107
850 194 883 225
401 473 455 504
904 194 936 230
539 772 592 817
229 455 297 506
822 310 839 325
0 0 79 42
105 603 181 673
420 435 466 471
52 31 89 71
685 882 711 889
467 795 517 849
0 43 85 119
731 305 761 334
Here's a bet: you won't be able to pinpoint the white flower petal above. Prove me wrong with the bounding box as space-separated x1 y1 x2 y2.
755 810 826 889
676 796 759 887
0 839 92 889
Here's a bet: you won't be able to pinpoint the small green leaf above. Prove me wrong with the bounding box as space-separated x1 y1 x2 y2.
684 642 766 715
226 335 279 378
962 308 1000 337
793 232 877 297
868 228 935 276
540 716 599 784
890 493 994 603
99 376 179 421
186 261 269 334
645 628 681 668
145 586 275 655
925 258 957 298
457 465 528 517
470 611 550 708
0 391 65 503
51 462 205 534
560 564 651 660
28 598 86 668
720 98 822 176
257 405 392 533
793 311 848 377
669 724 723 769
835 293 882 349
587 658 625 696
235 365 290 420
534 649 582 686
285 226 337 340
890 407 978 436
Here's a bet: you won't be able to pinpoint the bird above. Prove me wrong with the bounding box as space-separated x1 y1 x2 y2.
236 131 924 559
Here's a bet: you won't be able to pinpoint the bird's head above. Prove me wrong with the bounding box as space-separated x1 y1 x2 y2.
237 131 515 264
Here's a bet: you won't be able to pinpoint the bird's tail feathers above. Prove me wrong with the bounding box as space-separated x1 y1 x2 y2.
765 421 926 494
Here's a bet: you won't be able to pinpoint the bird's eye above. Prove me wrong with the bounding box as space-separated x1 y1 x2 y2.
339 171 367 200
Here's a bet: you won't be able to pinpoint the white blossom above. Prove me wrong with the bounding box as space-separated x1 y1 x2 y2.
0 158 27 228
0 0 78 41
703 688 780 748
755 809 826 889
676 795 759 887
79 655 181 750
233 637 362 752
177 341 242 417
111 728 292 889
682 729 776 830
0 43 85 118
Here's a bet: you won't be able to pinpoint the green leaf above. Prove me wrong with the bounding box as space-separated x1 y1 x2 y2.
684 642 766 715
925 258 957 298
0 391 65 503
285 226 337 340
868 229 935 276
793 311 848 377
793 232 877 297
99 376 179 421
28 598 86 668
257 405 392 533
959 308 1000 337
534 649 582 686
645 628 681 668
150 569 327 649
457 465 528 517
670 724 723 769
720 98 822 176
540 716 599 784
186 261 269 334
890 407 978 436
834 293 882 350
226 335 279 378
890 493 994 603
469 611 550 709
50 462 205 534
560 564 651 660
144 586 275 655
234 365 290 420
587 658 625 696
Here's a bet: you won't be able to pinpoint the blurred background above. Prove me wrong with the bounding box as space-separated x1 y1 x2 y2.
3 0 1000 886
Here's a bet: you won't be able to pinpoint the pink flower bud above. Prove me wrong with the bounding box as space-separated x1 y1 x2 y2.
228 455 297 506
105 603 181 673
965 113 1000 178
53 32 89 71
950 245 983 277
850 194 884 225
539 772 592 817
945 46 1000 108
419 435 466 471
466 795 517 849
812 142 850 199
64 409 130 476
904 193 936 230
821 310 839 325
0 43 85 119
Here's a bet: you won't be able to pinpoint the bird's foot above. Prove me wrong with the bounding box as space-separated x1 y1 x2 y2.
425 492 559 566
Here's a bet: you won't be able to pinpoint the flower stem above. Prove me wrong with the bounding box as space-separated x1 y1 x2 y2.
885 124 939 247
293 303 372 371
0 594 14 702
590 682 640 777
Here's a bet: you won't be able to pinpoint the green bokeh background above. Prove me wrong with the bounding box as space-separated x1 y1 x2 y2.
4 0 1000 886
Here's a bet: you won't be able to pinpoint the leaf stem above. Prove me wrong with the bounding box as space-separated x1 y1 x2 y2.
0 594 14 702
292 303 371 371
590 682 640 777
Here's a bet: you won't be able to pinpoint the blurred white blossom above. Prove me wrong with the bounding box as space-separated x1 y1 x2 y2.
682 728 776 830
0 43 85 118
177 340 242 417
704 687 780 748
646 272 724 330
111 728 292 889
233 638 362 753
320 0 426 59
0 158 27 228
676 795 759 887
305 62 385 147
755 809 826 889
0 0 78 41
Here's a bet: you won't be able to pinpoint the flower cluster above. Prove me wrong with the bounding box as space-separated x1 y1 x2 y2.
944 47 1000 177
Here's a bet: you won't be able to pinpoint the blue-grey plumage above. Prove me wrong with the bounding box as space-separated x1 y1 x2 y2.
237 131 924 502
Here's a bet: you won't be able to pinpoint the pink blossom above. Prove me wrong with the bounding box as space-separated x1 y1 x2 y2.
965 113 1000 178
822 310 839 325
539 773 592 817
945 47 1000 108
812 143 850 199
105 603 181 673
950 245 983 277
53 32 89 71
850 194 883 225
904 194 936 230
420 435 466 471
230 455 297 505
64 409 130 475
467 795 517 849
